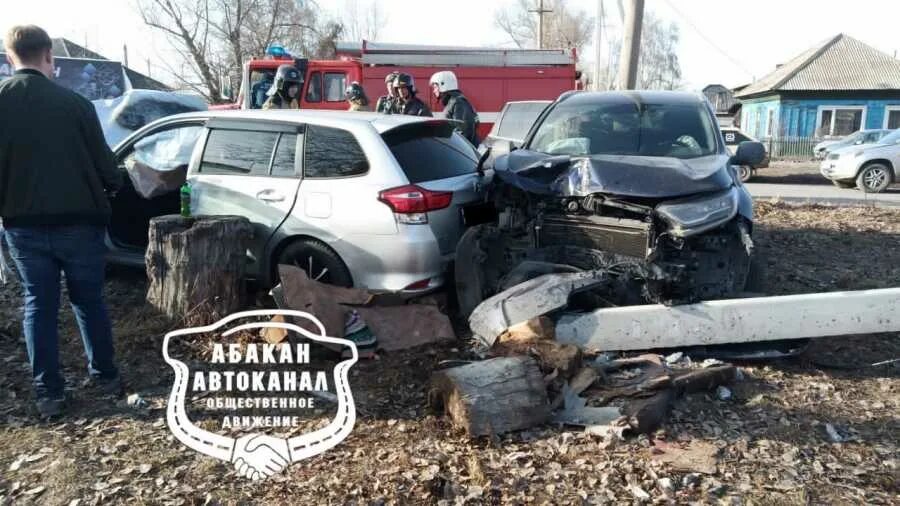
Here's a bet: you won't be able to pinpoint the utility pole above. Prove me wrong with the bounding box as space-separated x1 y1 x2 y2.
528 0 553 49
123 44 129 68
593 0 604 90
616 0 644 90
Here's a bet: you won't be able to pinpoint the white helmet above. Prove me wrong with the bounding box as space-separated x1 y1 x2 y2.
429 71 459 93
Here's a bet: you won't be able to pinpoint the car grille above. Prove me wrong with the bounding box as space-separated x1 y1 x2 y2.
537 214 651 259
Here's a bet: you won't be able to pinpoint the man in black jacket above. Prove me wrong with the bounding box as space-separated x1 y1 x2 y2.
429 70 479 144
0 25 124 417
392 73 432 117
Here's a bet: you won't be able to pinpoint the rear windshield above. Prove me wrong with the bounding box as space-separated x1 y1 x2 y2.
529 101 718 159
495 102 550 142
382 122 479 183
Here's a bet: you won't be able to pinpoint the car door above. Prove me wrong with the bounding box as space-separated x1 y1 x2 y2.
189 119 303 276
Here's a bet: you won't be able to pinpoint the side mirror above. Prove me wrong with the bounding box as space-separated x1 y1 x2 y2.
492 139 517 155
731 141 765 166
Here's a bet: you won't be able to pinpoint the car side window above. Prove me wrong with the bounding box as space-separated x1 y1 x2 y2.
304 125 369 178
200 129 278 176
306 72 322 103
324 73 347 102
271 133 299 178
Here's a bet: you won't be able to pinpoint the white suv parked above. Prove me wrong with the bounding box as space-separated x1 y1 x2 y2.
820 129 900 192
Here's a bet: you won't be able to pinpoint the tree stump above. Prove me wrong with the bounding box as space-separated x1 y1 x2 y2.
146 215 253 321
429 356 550 437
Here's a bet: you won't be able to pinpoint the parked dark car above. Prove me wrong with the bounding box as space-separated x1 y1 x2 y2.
721 127 770 182
457 91 767 314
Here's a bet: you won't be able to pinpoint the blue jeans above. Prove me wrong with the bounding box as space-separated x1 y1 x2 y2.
3 225 118 399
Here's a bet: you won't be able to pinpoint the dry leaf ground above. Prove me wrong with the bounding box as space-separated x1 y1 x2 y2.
0 202 897 505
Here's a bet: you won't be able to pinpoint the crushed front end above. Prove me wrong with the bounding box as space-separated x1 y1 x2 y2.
457 157 755 316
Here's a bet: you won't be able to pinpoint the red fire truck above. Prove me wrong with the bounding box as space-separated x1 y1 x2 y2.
214 41 580 139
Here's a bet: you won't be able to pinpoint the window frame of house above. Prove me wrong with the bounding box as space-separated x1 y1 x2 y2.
815 105 867 138
883 105 900 130
763 109 776 139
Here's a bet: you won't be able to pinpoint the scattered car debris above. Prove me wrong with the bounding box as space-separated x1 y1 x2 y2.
273 265 454 353
716 386 732 401
126 394 149 410
664 351 684 365
825 423 845 443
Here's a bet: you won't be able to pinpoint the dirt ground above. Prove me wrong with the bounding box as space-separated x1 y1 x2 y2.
0 202 898 505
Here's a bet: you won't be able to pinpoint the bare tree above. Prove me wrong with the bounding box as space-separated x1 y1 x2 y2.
138 0 224 101
594 10 681 91
138 0 343 102
341 0 386 42
495 0 594 53
636 13 681 90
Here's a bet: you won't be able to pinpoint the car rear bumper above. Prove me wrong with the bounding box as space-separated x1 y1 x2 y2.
332 225 450 293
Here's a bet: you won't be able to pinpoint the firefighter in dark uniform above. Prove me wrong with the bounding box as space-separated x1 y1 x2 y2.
429 70 479 144
345 81 372 111
393 73 432 117
375 71 400 114
262 64 301 110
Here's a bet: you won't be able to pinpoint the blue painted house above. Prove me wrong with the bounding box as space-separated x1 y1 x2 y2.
734 34 900 141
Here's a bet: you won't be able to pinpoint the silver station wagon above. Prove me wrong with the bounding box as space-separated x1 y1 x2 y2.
105 110 489 293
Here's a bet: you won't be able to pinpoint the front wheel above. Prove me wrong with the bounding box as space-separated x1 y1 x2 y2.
738 165 753 183
856 163 892 193
276 239 353 287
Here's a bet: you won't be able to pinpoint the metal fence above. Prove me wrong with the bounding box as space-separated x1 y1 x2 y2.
763 137 819 161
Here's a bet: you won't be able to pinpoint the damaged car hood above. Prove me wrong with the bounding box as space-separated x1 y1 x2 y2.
494 150 734 199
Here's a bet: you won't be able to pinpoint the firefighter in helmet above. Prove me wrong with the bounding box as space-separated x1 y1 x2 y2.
430 70 479 144
375 71 400 114
393 73 432 117
262 64 302 110
345 81 372 111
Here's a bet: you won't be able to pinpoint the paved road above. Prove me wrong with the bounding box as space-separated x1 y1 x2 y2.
745 182 900 207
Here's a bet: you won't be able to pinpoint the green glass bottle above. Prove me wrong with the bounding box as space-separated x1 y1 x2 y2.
179 182 192 217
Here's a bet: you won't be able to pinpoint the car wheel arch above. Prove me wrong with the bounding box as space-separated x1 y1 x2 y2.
857 159 895 181
265 234 352 287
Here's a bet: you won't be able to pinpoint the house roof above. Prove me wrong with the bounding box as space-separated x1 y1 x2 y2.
735 34 900 98
2 37 170 92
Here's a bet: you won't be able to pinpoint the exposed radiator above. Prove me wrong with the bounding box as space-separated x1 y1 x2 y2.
537 214 651 259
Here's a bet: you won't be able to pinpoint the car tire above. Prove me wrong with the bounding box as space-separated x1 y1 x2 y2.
832 180 855 189
744 254 766 294
276 239 353 288
855 162 892 193
738 165 753 182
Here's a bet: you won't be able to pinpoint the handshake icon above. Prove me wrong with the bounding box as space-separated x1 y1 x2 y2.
232 434 291 481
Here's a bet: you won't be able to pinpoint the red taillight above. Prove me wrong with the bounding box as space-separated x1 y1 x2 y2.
403 278 432 290
378 185 452 214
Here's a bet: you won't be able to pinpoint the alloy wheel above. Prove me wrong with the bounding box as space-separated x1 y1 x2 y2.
863 167 888 191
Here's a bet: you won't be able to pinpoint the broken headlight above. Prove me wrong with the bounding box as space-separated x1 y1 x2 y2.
656 187 739 238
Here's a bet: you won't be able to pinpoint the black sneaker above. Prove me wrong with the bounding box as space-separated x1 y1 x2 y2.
82 375 125 397
35 396 66 418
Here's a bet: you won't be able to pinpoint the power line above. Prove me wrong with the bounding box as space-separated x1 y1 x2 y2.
660 0 755 80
